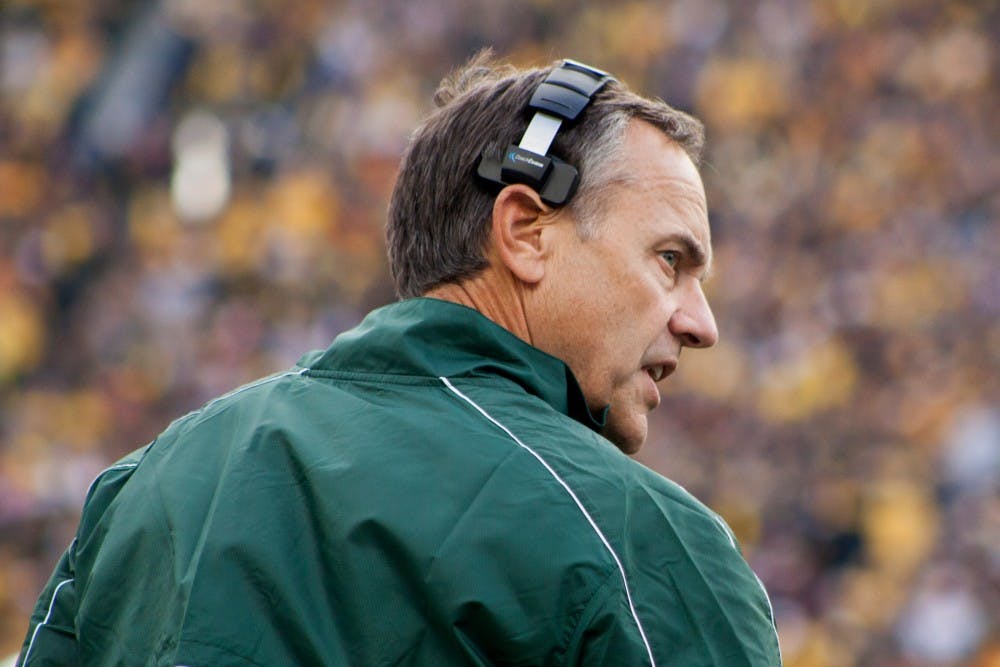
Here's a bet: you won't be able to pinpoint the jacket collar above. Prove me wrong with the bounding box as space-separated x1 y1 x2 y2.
303 297 607 433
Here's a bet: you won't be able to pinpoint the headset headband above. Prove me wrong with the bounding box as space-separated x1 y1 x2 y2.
476 59 616 206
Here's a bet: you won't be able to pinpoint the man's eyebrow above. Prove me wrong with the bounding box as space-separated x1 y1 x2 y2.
662 233 713 281
647 184 714 278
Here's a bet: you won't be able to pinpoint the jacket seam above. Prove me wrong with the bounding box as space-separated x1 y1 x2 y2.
301 368 446 385
21 577 75 666
303 368 518 388
439 376 657 667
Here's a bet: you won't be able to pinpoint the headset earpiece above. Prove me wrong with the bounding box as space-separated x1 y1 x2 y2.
476 60 615 207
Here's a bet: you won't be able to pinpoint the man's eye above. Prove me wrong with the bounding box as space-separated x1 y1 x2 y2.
660 251 680 269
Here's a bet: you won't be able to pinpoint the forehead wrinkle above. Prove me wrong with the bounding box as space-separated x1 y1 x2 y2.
584 172 712 272
622 173 708 222
607 143 713 280
657 180 708 225
639 178 713 272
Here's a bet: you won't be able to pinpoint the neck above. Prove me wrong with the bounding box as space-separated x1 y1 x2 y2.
424 268 533 344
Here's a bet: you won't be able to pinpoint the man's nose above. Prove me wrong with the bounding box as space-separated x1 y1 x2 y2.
668 281 719 349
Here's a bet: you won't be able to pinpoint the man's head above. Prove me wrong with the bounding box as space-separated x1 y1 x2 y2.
387 54 717 452
387 52 705 297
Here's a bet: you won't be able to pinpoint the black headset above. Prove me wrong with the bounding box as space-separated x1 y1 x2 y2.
476 59 615 207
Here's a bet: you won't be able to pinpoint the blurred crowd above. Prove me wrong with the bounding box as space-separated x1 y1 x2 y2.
1 0 997 664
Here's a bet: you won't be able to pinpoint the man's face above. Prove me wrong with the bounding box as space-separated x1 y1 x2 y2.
529 120 718 453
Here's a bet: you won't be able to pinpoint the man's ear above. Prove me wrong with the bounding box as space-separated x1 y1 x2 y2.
490 184 554 285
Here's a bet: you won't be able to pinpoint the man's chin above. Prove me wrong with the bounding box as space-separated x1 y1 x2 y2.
599 412 648 455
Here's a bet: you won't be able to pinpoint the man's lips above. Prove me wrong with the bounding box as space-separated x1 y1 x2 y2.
643 359 678 383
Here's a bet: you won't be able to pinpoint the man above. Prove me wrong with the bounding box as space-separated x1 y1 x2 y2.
20 55 781 665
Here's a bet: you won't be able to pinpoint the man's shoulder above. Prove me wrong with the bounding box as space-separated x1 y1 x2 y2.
438 378 728 541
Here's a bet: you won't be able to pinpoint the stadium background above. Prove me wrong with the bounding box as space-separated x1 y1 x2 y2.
1 0 997 664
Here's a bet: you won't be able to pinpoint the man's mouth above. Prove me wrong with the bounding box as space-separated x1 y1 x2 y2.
643 360 677 383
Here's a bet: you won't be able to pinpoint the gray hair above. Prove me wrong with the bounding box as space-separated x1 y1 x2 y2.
386 51 705 298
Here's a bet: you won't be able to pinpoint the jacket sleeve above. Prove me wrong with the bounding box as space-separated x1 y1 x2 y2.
18 451 147 667
18 548 80 667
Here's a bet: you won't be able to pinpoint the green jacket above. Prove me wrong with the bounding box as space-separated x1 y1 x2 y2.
21 298 781 666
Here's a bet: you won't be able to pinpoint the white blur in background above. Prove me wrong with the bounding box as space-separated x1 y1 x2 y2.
170 109 232 224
